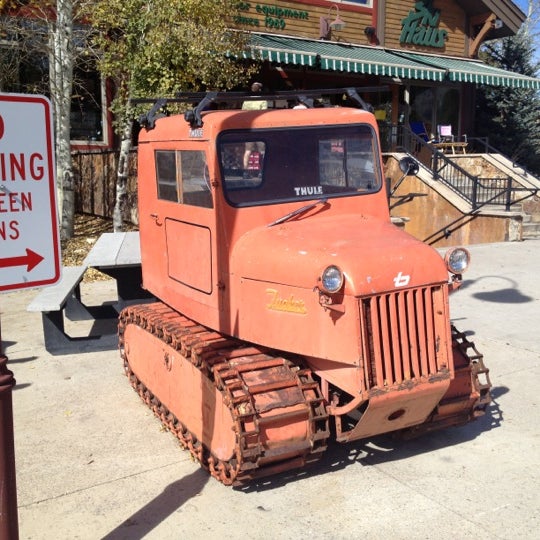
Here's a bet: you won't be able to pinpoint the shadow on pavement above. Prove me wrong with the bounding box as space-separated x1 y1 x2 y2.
5 355 38 365
238 386 507 493
461 276 533 304
102 468 208 540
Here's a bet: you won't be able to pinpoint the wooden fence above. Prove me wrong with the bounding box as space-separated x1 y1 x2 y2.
72 149 138 223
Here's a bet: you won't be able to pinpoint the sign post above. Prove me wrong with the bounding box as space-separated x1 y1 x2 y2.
0 335 18 540
0 93 60 540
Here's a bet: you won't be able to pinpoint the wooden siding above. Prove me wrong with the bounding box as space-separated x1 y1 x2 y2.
233 1 470 57
233 0 374 45
73 150 138 223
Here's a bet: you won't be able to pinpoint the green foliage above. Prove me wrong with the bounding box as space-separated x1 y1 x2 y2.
88 0 255 133
476 32 540 175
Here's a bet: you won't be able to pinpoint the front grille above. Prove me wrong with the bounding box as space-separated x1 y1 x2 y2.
361 286 449 390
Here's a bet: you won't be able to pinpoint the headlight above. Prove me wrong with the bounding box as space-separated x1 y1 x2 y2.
320 265 344 293
444 247 470 274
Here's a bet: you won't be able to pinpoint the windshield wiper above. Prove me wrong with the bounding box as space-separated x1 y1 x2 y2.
267 198 329 227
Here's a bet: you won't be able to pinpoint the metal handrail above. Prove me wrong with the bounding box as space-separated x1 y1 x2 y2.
467 137 538 182
394 126 537 211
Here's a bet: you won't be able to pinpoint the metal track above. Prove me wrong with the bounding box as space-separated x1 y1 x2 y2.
118 302 330 486
451 324 492 416
399 324 491 438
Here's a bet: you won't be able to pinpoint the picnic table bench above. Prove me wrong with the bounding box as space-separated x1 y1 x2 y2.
27 231 151 354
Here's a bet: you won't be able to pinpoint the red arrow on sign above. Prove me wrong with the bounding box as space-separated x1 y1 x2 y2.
0 249 44 272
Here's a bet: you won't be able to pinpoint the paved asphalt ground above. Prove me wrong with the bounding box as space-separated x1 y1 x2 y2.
1 240 539 540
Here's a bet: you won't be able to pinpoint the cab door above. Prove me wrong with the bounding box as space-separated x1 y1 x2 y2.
139 141 218 326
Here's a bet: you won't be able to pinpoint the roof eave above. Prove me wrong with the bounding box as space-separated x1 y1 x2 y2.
455 0 526 37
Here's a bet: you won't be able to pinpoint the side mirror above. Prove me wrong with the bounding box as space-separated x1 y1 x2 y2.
389 156 420 198
399 156 419 176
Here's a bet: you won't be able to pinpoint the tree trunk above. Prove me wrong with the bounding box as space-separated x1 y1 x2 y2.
113 117 133 232
51 0 75 240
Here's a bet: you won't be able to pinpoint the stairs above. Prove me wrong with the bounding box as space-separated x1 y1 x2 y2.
480 153 540 239
392 128 540 241
522 198 540 239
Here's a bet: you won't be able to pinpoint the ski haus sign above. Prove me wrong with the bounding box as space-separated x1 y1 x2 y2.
400 0 448 49
0 94 61 292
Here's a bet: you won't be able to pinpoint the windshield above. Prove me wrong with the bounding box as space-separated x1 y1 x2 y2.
218 125 382 207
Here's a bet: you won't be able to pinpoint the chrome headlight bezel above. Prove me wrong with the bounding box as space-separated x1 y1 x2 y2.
320 265 344 293
444 247 470 274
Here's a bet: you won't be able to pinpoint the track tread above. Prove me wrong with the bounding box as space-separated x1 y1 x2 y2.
119 302 330 486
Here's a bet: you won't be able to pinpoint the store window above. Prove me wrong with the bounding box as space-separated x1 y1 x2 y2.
371 88 394 152
0 18 108 145
436 88 460 129
325 0 372 6
409 86 461 140
10 52 107 144
70 62 106 143
409 87 435 138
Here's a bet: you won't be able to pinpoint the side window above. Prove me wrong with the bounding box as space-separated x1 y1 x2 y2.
156 151 178 201
155 150 213 208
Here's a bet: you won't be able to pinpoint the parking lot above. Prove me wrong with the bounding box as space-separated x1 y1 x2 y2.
1 239 539 539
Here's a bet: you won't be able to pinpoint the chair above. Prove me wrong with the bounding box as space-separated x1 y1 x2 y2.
434 125 468 154
409 121 429 142
437 124 454 142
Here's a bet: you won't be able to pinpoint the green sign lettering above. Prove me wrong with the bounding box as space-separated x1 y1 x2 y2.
234 2 309 30
400 0 447 48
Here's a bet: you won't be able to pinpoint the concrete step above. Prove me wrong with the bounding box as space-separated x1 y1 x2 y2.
522 221 540 239
521 213 540 224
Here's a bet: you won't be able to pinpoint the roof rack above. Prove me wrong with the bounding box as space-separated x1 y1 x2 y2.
134 86 387 129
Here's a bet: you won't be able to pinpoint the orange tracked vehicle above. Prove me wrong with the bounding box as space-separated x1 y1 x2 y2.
119 88 491 485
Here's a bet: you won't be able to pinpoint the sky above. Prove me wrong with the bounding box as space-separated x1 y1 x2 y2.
514 0 537 32
513 0 540 64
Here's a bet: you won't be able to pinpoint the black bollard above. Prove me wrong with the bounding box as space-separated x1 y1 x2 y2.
0 346 19 540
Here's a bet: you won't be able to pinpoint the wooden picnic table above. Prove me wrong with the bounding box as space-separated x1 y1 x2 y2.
432 141 468 155
83 231 148 301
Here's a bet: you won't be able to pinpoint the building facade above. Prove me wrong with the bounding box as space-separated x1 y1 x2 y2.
1 0 537 151
0 6 112 150
233 0 538 145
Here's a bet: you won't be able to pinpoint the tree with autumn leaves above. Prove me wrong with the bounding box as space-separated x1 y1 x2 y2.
89 0 254 231
0 0 253 236
0 0 95 239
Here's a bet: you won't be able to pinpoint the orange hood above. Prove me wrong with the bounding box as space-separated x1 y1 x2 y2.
230 214 448 296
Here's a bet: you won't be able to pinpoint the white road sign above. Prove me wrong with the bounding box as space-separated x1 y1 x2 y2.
0 93 61 292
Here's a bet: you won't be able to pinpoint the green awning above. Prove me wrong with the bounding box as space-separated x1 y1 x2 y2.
245 33 540 90
245 34 447 82
398 51 540 89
